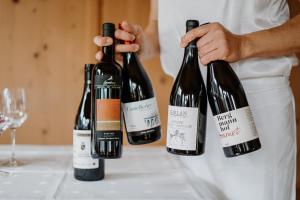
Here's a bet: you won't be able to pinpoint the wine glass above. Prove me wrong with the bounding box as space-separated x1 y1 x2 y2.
0 92 12 176
1 88 27 167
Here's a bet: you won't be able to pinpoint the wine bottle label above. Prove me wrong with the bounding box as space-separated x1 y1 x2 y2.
94 74 122 87
96 99 121 131
96 131 122 141
122 97 160 132
94 74 122 131
73 130 99 169
166 105 198 151
213 106 259 147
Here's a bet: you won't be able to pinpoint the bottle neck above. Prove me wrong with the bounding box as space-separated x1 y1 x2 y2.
123 51 136 65
102 45 115 62
183 40 198 63
84 71 91 88
122 39 137 68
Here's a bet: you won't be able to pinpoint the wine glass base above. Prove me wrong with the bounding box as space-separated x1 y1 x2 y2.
0 159 25 167
0 170 11 177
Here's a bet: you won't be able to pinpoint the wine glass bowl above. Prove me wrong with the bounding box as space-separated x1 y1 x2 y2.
1 88 27 167
0 92 13 176
0 113 11 134
2 88 27 128
7 111 27 129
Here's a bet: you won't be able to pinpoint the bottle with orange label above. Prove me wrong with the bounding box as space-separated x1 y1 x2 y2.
91 23 123 159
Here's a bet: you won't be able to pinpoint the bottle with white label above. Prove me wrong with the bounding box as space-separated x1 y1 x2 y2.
207 59 261 157
120 25 161 145
73 64 104 181
166 20 207 156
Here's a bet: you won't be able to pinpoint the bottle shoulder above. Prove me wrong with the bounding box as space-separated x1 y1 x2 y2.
74 90 91 130
173 69 204 92
123 53 149 77
93 61 122 75
207 61 243 94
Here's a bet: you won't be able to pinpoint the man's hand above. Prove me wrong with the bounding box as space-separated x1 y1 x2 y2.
93 21 145 61
180 22 244 65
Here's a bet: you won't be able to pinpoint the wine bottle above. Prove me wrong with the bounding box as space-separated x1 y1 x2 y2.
73 64 105 181
166 20 207 156
207 60 261 157
120 26 161 145
91 23 123 159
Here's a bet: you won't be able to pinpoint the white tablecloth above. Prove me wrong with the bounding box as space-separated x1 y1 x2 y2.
0 145 210 200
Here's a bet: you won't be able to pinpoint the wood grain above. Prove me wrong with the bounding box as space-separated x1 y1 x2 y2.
0 0 100 144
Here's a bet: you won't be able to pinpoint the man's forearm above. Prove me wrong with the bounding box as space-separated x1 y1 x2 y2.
142 20 160 60
241 14 300 60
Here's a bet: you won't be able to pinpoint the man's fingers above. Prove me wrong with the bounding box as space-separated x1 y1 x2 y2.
115 30 135 41
198 42 217 57
95 51 103 61
93 36 113 46
196 32 214 48
116 44 140 52
200 49 220 65
180 24 210 47
120 20 142 35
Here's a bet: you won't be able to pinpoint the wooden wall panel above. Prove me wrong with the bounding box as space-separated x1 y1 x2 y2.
0 0 100 144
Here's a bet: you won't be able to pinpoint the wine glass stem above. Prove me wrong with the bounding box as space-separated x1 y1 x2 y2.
10 128 17 165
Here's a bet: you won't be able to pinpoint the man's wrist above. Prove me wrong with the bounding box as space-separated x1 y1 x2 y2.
239 34 254 60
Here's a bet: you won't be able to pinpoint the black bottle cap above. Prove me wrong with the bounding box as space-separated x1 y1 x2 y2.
186 20 199 32
102 23 115 37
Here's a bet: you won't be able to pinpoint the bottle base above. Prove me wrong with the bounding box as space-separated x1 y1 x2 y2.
74 168 105 181
223 138 261 158
95 152 122 159
127 129 161 145
166 147 204 156
94 135 123 159
74 174 105 181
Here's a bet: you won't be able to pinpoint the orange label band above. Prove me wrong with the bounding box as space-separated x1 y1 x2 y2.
96 99 121 131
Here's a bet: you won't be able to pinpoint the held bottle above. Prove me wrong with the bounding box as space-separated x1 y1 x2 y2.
120 25 161 145
91 23 123 159
166 20 207 156
73 64 105 181
207 60 261 157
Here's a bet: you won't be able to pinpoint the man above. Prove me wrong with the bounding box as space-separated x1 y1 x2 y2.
94 0 300 199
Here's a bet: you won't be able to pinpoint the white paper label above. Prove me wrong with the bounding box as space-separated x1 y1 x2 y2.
122 97 160 132
73 130 99 169
213 106 259 147
166 105 198 151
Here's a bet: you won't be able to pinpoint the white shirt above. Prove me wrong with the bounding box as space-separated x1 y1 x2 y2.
158 1 297 200
158 0 298 79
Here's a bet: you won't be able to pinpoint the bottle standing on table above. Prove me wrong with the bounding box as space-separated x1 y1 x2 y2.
73 64 105 181
91 23 123 159
207 60 261 157
120 25 161 145
166 20 207 156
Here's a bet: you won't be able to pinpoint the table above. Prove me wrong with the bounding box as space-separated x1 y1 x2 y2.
0 145 211 200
